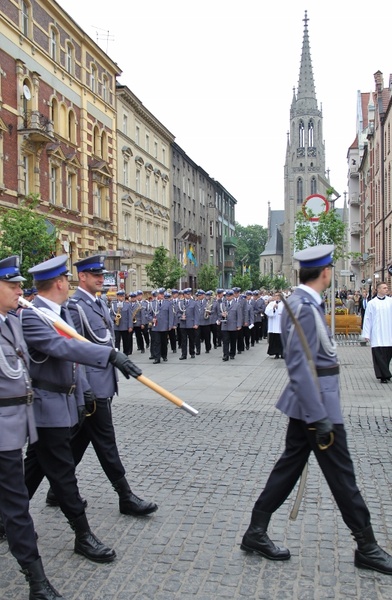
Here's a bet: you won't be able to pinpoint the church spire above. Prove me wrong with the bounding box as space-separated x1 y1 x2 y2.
297 10 317 110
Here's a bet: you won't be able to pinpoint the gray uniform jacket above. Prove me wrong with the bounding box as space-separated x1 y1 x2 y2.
0 315 37 450
252 298 266 323
148 299 175 332
20 297 112 428
220 301 242 331
276 288 343 424
68 289 118 399
111 301 131 331
177 299 199 329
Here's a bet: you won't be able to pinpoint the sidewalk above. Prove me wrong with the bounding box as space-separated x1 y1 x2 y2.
1 340 392 599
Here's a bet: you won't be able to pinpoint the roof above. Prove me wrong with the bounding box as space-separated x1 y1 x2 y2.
261 210 284 256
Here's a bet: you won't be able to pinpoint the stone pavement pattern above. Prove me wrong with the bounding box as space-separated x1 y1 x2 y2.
1 341 392 599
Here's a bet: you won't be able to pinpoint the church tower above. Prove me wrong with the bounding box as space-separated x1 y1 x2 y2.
282 11 331 280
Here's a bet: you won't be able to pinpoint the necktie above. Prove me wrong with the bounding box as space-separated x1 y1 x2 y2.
60 307 67 322
2 319 14 341
96 298 102 308
159 300 162 308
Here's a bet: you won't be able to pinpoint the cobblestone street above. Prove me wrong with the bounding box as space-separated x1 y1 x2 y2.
2 341 392 599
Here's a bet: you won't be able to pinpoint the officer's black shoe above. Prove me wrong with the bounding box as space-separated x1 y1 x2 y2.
241 509 290 561
69 514 116 563
21 557 63 599
46 487 87 509
353 525 392 574
153 359 160 364
112 477 158 516
222 356 229 362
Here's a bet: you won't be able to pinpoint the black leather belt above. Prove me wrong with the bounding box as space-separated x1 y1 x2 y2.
316 366 340 377
0 394 33 407
32 379 76 395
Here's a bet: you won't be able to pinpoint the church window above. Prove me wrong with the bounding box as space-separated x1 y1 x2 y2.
308 120 314 146
297 178 303 204
311 177 317 194
299 121 304 147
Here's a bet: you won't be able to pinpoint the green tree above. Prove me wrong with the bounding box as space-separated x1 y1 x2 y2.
293 188 347 261
231 273 252 291
145 245 186 289
0 194 57 286
197 263 218 291
235 223 268 273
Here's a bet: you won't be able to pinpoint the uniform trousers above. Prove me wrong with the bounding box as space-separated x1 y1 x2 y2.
222 330 237 358
168 328 177 352
180 328 195 357
150 330 168 361
133 326 145 352
114 330 131 355
142 326 150 348
254 418 370 533
199 324 212 352
24 427 85 520
243 325 251 349
371 346 392 380
0 450 38 567
237 327 245 352
70 398 125 484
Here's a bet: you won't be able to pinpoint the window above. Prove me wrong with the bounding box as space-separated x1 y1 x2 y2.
162 146 166 166
50 27 58 61
93 125 100 156
145 132 150 153
308 120 314 146
297 178 303 204
94 185 102 217
154 141 158 159
123 159 129 187
154 225 159 246
91 64 97 93
68 109 76 143
50 166 59 204
21 1 30 37
135 169 140 193
298 120 304 147
162 184 166 205
66 42 73 75
102 76 108 102
154 179 158 202
66 172 76 209
101 130 108 161
145 174 150 198
122 113 128 135
310 177 317 195
136 219 141 243
23 155 33 196
123 212 130 239
135 123 140 146
209 221 214 237
51 97 59 133
146 222 151 245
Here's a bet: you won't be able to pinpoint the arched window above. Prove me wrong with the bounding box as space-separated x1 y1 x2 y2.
90 64 97 93
66 41 74 75
59 103 67 138
299 120 304 147
297 178 303 204
101 130 108 161
93 125 100 157
68 109 76 143
311 177 317 195
308 120 314 146
21 0 31 37
102 75 108 102
49 26 59 61
51 97 59 133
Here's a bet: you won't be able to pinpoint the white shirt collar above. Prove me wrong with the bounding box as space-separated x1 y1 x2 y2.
78 286 98 303
36 295 61 315
297 284 323 306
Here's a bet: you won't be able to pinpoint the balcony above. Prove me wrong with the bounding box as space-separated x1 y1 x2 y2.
223 236 237 248
350 222 361 235
349 194 360 206
349 163 359 177
19 111 54 143
224 260 235 272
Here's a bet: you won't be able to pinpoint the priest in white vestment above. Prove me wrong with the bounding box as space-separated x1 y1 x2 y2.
362 282 392 383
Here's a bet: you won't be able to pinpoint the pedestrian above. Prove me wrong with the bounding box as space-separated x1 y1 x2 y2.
111 290 132 355
177 288 199 360
148 288 174 364
219 290 242 361
346 294 356 315
359 289 369 328
241 245 392 574
0 256 64 599
45 254 157 516
362 281 392 383
265 292 284 358
20 255 137 563
243 291 255 350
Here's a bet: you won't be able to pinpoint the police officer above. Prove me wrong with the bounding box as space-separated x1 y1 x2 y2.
45 255 157 517
148 287 174 364
0 256 64 599
241 245 392 574
111 290 132 355
178 288 199 360
20 255 138 563
219 290 242 361
129 291 145 353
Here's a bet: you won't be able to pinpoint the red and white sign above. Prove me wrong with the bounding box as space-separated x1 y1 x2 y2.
302 194 329 222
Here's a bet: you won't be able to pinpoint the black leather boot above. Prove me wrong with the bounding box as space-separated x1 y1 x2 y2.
112 476 158 516
46 487 87 509
240 509 290 560
69 513 116 563
21 557 63 599
353 525 392 574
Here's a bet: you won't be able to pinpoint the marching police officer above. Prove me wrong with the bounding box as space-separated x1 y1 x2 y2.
111 290 132 355
45 255 157 517
0 256 64 599
219 290 242 361
20 255 137 563
241 245 392 574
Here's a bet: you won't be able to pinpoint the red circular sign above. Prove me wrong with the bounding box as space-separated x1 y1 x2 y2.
302 194 329 221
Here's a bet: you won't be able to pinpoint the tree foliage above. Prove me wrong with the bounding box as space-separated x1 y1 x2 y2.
197 263 218 291
235 223 268 272
0 195 57 286
145 245 186 289
231 273 252 291
293 189 348 261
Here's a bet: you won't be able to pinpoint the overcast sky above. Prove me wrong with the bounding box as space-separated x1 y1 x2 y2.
57 0 392 227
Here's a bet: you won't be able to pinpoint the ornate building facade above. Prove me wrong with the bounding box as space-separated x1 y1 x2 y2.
0 0 120 282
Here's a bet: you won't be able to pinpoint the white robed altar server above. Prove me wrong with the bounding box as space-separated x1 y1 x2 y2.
362 281 392 382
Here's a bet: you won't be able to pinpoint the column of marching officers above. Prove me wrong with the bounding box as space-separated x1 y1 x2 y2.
108 286 271 364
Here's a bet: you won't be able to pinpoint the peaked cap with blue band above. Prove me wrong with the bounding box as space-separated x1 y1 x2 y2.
0 255 25 282
294 244 335 268
74 254 107 274
29 255 69 281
